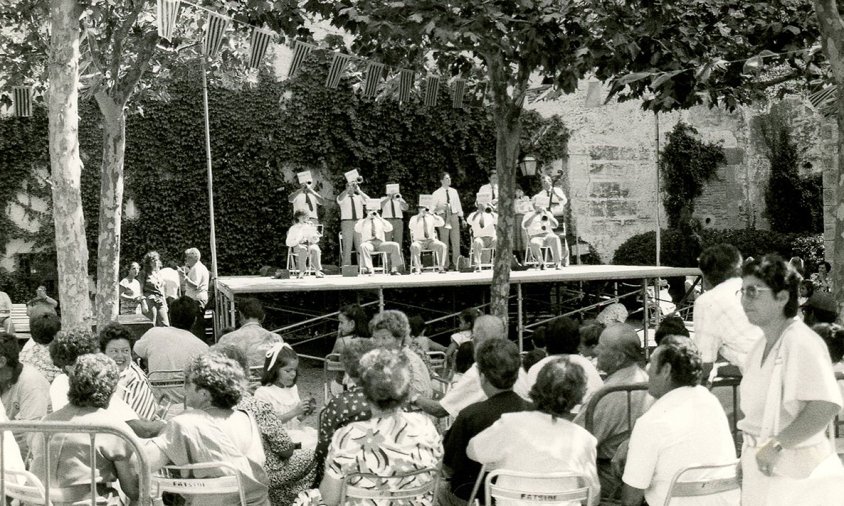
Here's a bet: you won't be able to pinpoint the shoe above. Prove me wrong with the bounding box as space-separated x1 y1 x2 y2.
315 271 325 278
361 268 371 275
438 268 447 274
390 269 400 276
297 272 305 279
555 263 563 270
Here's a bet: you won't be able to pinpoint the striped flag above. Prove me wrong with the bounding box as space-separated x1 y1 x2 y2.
362 62 385 98
13 86 32 118
156 0 181 41
248 28 273 69
202 11 230 58
325 53 352 89
808 85 836 117
423 76 440 107
398 69 414 103
287 40 316 78
452 78 466 109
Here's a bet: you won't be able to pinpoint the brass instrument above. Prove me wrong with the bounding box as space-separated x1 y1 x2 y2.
444 203 453 230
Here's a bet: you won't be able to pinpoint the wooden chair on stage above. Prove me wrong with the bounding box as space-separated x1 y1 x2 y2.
524 245 554 269
341 232 388 274
411 250 440 273
286 247 315 277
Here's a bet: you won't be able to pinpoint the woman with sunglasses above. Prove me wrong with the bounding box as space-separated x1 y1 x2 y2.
737 254 844 505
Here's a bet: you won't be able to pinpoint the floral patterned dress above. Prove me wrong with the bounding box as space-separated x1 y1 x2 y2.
237 395 317 506
294 412 443 506
312 387 372 485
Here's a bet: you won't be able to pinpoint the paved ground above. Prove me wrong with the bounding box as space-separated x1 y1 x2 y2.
293 357 326 430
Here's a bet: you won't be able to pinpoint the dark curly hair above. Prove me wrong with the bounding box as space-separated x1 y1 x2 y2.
476 338 520 389
529 357 586 417
341 338 376 380
68 354 119 409
741 254 802 318
655 340 703 387
655 316 689 346
30 313 61 346
98 322 135 352
339 304 370 338
50 329 99 369
185 353 245 409
359 349 410 411
545 317 580 355
813 323 844 364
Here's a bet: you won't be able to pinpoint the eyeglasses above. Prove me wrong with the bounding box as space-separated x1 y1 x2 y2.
737 286 773 299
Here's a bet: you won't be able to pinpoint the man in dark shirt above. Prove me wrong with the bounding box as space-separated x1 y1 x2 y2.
439 338 529 505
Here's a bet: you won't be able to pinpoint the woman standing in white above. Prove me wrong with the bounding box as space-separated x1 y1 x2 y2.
738 255 844 505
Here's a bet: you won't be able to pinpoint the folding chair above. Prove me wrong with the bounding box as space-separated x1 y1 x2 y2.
411 249 441 273
248 366 263 392
469 466 591 505
152 462 247 506
286 246 314 276
147 370 185 417
427 351 447 376
478 246 495 270
323 353 345 403
359 250 388 275
339 467 440 504
662 461 740 506
524 245 553 269
2 468 122 506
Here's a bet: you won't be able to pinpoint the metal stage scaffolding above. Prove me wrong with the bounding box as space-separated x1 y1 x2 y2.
214 264 701 353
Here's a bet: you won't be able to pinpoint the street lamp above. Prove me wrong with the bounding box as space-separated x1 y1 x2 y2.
519 155 537 177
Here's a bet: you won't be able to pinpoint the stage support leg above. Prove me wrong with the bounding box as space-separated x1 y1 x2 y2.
378 288 384 312
641 278 650 358
517 283 524 353
228 295 236 331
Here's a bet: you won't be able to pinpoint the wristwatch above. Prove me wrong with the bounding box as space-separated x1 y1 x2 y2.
770 439 784 452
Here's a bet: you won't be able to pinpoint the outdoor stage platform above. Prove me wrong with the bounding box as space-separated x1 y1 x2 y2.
215 264 701 350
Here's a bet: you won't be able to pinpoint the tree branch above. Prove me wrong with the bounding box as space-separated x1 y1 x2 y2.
83 23 106 76
755 70 802 89
114 30 159 105
109 0 145 87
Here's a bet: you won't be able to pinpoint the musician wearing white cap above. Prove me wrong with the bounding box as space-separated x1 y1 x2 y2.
288 170 325 222
408 196 448 274
380 183 408 246
285 211 325 279
467 193 497 270
431 172 464 270
531 174 569 266
336 169 371 267
478 169 499 210
354 200 404 275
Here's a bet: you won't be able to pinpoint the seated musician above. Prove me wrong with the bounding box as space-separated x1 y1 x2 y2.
354 200 404 275
522 205 564 269
285 210 325 279
408 196 447 274
466 194 497 271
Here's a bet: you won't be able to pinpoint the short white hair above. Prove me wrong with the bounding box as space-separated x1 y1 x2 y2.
185 248 201 259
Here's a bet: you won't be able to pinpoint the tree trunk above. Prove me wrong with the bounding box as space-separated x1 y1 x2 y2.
94 93 126 328
48 0 90 331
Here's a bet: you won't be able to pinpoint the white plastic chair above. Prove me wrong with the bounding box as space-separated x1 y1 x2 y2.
468 466 590 505
338 467 440 504
2 468 122 506
152 462 247 506
662 461 740 505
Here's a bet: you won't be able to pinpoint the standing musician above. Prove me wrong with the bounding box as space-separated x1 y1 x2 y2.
531 174 569 266
285 210 324 278
466 193 497 271
288 170 325 222
431 172 465 270
355 199 404 275
336 169 370 267
478 169 499 210
380 183 409 245
408 196 448 274
522 205 564 270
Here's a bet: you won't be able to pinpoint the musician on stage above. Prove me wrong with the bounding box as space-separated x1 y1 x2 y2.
522 206 563 270
408 197 447 274
288 170 325 222
466 194 497 270
285 210 324 278
478 169 499 210
531 174 569 266
431 172 464 270
336 169 370 267
354 200 404 275
380 184 408 245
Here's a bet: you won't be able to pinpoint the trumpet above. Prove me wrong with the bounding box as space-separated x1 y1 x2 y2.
356 176 364 184
444 205 453 230
393 193 402 200
484 205 493 213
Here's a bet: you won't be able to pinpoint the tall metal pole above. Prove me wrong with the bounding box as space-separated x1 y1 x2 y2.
655 111 661 266
201 56 219 281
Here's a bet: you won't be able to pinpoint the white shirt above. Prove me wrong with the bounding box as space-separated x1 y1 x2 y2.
532 187 567 217
336 191 369 220
623 386 739 506
466 211 497 238
354 216 393 242
525 355 604 412
158 268 181 300
49 373 139 421
285 222 321 247
408 213 444 241
380 196 407 219
522 211 559 237
478 183 499 202
291 191 320 219
468 411 600 506
431 187 464 216
440 363 531 418
185 261 209 305
693 277 763 369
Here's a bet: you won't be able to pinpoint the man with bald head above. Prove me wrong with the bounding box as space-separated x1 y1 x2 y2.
412 314 530 418
575 323 652 504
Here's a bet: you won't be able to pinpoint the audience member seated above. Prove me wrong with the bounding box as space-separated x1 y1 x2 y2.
596 302 628 327
468 357 600 506
578 320 604 366
621 340 739 506
524 317 603 409
0 288 14 334
100 322 159 421
32 354 140 505
412 315 530 419
810 260 832 293
408 315 447 353
294 349 443 506
653 315 689 347
134 296 209 405
218 297 283 367
440 339 529 506
798 279 814 309
452 342 474 384
370 310 432 400
815 323 844 416
575 323 651 504
313 339 375 485
20 312 62 383
0 331 50 456
144 352 271 506
329 303 370 395
215 344 316 505
802 291 839 326
522 326 548 372
694 243 763 381
445 308 479 367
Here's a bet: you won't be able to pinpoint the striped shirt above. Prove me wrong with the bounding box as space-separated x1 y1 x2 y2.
117 362 159 421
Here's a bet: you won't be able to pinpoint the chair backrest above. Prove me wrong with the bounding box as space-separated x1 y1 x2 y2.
484 468 590 505
152 462 247 506
3 468 47 504
582 382 649 434
427 351 447 375
323 353 345 402
339 467 440 504
708 377 741 443
662 461 740 506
